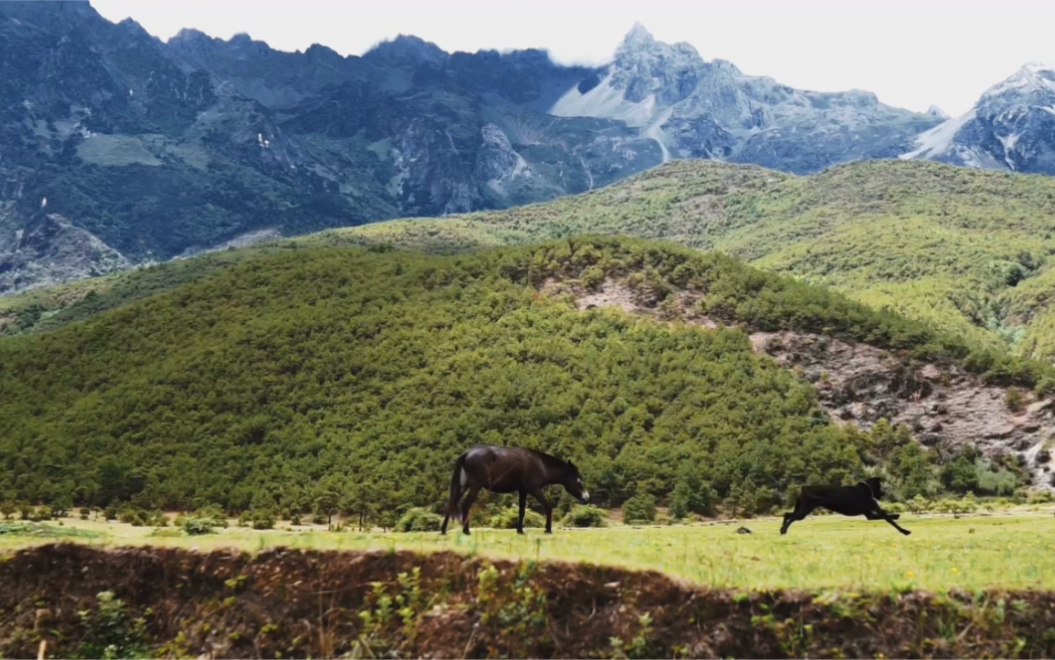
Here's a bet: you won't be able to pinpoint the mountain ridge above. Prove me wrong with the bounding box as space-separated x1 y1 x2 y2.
0 0 1049 295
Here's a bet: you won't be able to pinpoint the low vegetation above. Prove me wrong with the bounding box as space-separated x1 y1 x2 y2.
1 237 1049 525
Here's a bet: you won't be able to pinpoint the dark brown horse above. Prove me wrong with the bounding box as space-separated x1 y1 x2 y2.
440 445 589 535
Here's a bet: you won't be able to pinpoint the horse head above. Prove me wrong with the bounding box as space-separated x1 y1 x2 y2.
863 476 884 500
562 460 590 504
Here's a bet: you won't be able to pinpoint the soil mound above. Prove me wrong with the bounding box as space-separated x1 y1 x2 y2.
2 543 1053 658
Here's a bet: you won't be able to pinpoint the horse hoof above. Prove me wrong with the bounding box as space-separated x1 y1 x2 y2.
545 529 553 534
516 529 525 535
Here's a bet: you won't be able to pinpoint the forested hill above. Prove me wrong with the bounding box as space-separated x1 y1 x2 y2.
0 237 1047 519
319 159 1055 362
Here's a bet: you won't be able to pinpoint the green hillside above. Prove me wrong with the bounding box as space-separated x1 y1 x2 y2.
0 237 1044 519
315 159 1055 361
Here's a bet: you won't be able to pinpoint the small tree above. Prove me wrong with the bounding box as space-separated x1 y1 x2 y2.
0 501 15 521
314 489 340 526
669 481 690 520
622 487 657 525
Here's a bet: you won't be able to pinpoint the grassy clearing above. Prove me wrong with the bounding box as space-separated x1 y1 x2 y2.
4 510 1053 592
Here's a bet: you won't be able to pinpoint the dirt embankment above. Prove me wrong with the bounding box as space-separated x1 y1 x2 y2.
2 544 1054 659
561 277 1055 491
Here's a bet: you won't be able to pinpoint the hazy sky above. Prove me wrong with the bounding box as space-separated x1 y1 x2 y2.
91 0 1055 117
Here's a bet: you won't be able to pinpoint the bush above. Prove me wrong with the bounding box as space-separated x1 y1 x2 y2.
905 494 930 514
1028 490 1055 504
250 509 276 530
181 518 216 535
1005 386 1026 412
176 505 226 535
79 507 91 520
487 505 545 530
622 492 657 525
560 505 609 528
395 507 443 532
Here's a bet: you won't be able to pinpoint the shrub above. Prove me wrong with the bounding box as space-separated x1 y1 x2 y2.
1005 386 1026 412
395 507 443 532
1028 490 1055 504
250 509 276 530
560 505 609 528
905 494 930 514
76 591 148 660
181 518 216 535
79 507 91 520
177 505 226 535
487 505 545 530
622 492 657 525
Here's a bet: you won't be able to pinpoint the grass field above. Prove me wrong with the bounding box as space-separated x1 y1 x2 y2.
4 509 1053 592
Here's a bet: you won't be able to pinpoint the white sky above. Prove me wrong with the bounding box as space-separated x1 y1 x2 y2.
91 0 1055 117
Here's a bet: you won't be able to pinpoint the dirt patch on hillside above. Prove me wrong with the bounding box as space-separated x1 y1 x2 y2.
2 544 1054 659
752 333 1055 484
557 278 1055 490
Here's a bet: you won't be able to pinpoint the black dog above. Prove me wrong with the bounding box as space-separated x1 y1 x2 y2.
780 476 911 536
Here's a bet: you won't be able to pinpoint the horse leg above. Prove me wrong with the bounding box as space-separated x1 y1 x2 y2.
517 490 527 535
530 489 552 533
780 500 814 535
460 486 481 535
865 510 900 521
870 504 911 535
441 493 460 535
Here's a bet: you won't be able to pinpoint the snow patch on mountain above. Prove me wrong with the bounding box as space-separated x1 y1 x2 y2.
900 109 977 160
550 71 658 127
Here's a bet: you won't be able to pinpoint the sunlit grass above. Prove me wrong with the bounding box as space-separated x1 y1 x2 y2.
4 510 1053 592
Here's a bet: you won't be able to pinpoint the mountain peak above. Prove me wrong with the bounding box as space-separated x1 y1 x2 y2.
623 22 654 45
363 34 448 66
926 104 949 119
982 60 1055 100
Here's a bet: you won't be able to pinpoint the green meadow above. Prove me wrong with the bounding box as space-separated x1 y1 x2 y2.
4 510 1052 592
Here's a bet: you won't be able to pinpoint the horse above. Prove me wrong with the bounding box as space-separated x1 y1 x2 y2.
439 445 589 535
779 476 911 536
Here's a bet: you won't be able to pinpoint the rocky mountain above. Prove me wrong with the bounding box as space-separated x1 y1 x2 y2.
0 2 947 294
900 62 1055 173
550 23 943 172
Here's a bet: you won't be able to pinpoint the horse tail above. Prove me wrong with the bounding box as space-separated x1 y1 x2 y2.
447 452 468 523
